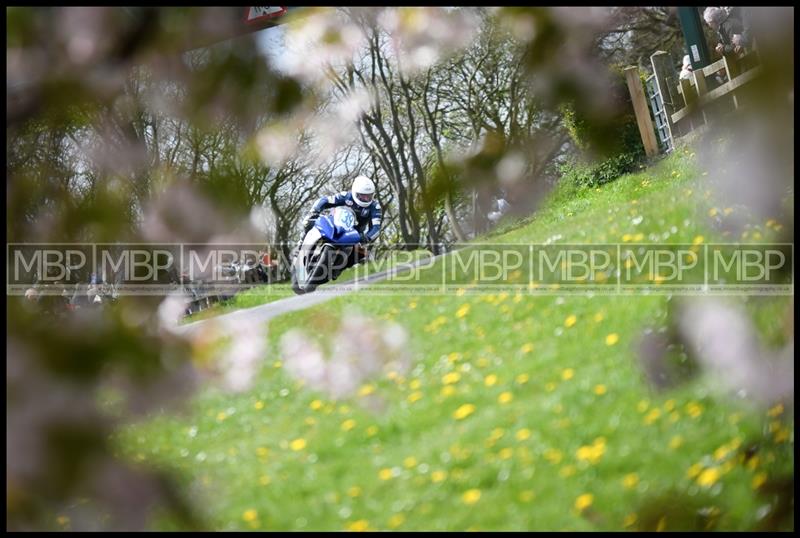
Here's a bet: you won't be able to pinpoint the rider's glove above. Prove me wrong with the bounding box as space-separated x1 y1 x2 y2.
303 212 319 231
358 231 369 245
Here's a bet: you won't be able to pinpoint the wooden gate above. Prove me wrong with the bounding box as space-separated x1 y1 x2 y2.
645 73 674 154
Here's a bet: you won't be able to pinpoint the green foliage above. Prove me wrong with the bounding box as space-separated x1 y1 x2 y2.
558 66 647 194
559 151 639 189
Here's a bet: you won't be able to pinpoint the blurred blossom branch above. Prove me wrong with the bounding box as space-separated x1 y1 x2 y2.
675 298 794 409
281 310 411 401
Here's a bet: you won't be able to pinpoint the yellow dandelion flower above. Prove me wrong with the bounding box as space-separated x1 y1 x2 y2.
499 447 513 460
490 428 505 440
388 514 405 529
713 444 733 461
576 443 605 464
685 402 703 418
561 368 574 381
216 411 227 421
259 475 271 485
243 509 258 522
498 391 513 404
366 426 378 437
358 384 375 397
636 400 650 413
453 403 476 420
516 373 530 384
254 400 264 410
442 372 461 385
622 233 633 242
256 446 269 458
515 428 532 441
774 427 790 443
407 391 423 403
560 465 577 478
348 486 362 497
669 435 684 450
456 304 471 318
594 312 605 322
378 468 394 481
594 384 607 395
623 513 637 527
692 235 704 245
767 404 784 417
623 473 639 489
521 343 534 353
605 333 619 346
408 379 421 390
564 315 577 328
543 448 563 464
462 489 481 505
440 385 456 397
408 301 417 309
686 463 703 479
273 360 282 369
752 472 767 489
575 493 594 511
431 470 447 483
708 207 718 217
346 520 369 532
310 400 323 411
403 457 418 469
697 467 721 487
341 419 357 432
643 408 661 425
484 374 498 387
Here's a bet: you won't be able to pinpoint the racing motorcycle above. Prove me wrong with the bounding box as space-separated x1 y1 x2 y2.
290 206 364 295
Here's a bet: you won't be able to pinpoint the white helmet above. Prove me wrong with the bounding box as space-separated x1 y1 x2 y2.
351 175 376 207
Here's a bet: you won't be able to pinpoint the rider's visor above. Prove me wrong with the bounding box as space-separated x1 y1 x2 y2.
356 192 374 203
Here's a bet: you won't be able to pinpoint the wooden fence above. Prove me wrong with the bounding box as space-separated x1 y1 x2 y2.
627 48 761 156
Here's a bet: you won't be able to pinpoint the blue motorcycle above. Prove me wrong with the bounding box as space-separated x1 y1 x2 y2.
291 206 362 294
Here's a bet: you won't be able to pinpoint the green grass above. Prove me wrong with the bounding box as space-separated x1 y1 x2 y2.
116 148 793 531
181 284 296 324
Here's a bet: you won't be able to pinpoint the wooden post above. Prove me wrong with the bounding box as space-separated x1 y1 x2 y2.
722 53 741 109
679 78 697 106
693 69 708 96
693 69 709 124
650 51 678 148
624 66 659 158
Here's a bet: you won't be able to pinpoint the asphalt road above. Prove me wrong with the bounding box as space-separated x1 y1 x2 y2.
174 255 435 337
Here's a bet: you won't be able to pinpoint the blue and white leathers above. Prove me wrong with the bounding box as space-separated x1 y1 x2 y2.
312 191 382 242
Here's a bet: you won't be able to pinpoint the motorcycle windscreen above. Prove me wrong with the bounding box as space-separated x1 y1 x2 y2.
315 216 336 240
332 206 357 235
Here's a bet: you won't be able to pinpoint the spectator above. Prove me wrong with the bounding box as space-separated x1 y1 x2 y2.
679 54 694 80
703 7 751 57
